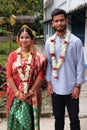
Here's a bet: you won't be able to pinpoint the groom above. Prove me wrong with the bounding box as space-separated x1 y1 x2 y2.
45 8 85 130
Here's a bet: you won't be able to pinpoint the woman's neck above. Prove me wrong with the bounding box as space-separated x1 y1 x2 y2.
21 48 30 53
21 50 29 58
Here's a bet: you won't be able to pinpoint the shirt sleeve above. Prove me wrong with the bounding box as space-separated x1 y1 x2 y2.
45 39 52 81
76 39 85 84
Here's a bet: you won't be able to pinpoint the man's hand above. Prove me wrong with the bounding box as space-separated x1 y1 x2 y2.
71 84 81 99
47 81 53 94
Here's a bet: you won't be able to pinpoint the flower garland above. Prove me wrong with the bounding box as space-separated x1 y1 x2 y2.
50 30 71 78
16 49 32 93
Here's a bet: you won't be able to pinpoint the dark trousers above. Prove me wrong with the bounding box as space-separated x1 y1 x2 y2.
52 93 80 130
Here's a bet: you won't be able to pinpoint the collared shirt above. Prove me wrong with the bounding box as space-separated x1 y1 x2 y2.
45 33 85 95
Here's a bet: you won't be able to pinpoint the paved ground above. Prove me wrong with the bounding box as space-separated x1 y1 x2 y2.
1 116 87 130
0 44 87 130
40 116 87 130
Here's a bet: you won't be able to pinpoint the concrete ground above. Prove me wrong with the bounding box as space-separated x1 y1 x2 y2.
0 116 87 130
40 116 87 130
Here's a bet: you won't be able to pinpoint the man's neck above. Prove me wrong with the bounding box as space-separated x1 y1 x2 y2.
57 30 66 38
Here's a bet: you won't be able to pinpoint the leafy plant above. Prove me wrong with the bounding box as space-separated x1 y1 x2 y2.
0 92 6 111
0 42 18 66
0 26 11 36
0 64 6 85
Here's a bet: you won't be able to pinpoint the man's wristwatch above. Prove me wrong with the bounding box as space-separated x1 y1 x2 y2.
75 84 81 89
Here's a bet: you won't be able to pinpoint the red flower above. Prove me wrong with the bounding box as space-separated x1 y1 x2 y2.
51 53 55 57
1 84 7 92
51 39 55 42
53 67 57 70
64 40 68 44
0 91 3 98
54 76 58 78
60 56 65 60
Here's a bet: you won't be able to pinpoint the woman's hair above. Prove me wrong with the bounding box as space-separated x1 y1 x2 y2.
51 8 67 20
17 27 34 40
16 25 34 50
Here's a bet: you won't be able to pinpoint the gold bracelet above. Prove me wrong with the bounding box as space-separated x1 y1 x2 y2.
15 91 20 97
28 90 34 97
29 89 34 95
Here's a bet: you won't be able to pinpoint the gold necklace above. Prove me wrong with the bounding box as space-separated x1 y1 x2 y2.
21 51 29 58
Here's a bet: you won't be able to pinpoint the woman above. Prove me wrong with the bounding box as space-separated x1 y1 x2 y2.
6 25 47 130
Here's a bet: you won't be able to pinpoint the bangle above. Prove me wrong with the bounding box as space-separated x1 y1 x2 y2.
29 89 34 95
28 90 34 97
15 91 20 97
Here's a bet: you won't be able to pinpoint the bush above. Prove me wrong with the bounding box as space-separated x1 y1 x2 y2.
0 42 18 66
0 27 11 36
0 64 6 86
36 35 44 39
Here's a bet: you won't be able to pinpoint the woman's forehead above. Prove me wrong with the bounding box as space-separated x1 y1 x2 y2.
20 31 30 36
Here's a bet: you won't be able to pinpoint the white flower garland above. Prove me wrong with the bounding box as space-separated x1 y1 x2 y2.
50 30 71 78
16 50 32 93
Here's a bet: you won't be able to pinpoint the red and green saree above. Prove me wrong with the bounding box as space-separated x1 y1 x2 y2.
6 49 47 130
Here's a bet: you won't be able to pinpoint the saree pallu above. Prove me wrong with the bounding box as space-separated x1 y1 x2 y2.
6 50 47 130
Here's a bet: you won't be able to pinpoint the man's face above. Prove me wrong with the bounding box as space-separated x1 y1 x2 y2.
52 14 67 32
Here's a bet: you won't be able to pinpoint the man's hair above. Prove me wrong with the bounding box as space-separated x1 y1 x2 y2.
51 8 67 20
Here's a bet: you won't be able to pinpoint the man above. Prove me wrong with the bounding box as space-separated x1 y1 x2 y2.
45 8 85 130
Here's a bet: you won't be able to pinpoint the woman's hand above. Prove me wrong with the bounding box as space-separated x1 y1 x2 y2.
28 89 34 97
15 91 27 101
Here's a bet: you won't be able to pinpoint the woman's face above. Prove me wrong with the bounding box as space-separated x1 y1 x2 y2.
19 31 32 51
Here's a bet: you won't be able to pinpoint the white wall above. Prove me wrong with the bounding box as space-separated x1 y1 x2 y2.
67 0 86 11
43 0 87 21
84 9 87 65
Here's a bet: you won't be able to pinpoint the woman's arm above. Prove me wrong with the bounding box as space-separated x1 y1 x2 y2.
6 52 18 93
6 52 25 101
7 78 18 93
31 77 43 92
30 67 44 92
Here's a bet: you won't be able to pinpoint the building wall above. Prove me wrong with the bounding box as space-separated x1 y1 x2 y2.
84 9 87 67
67 0 87 11
0 36 11 43
43 0 87 22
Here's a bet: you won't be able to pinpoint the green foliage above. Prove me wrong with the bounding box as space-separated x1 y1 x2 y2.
0 0 43 35
36 35 44 39
0 42 18 66
0 94 6 111
0 0 43 17
0 26 11 36
33 15 44 35
0 42 18 53
0 54 7 66
0 64 6 85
